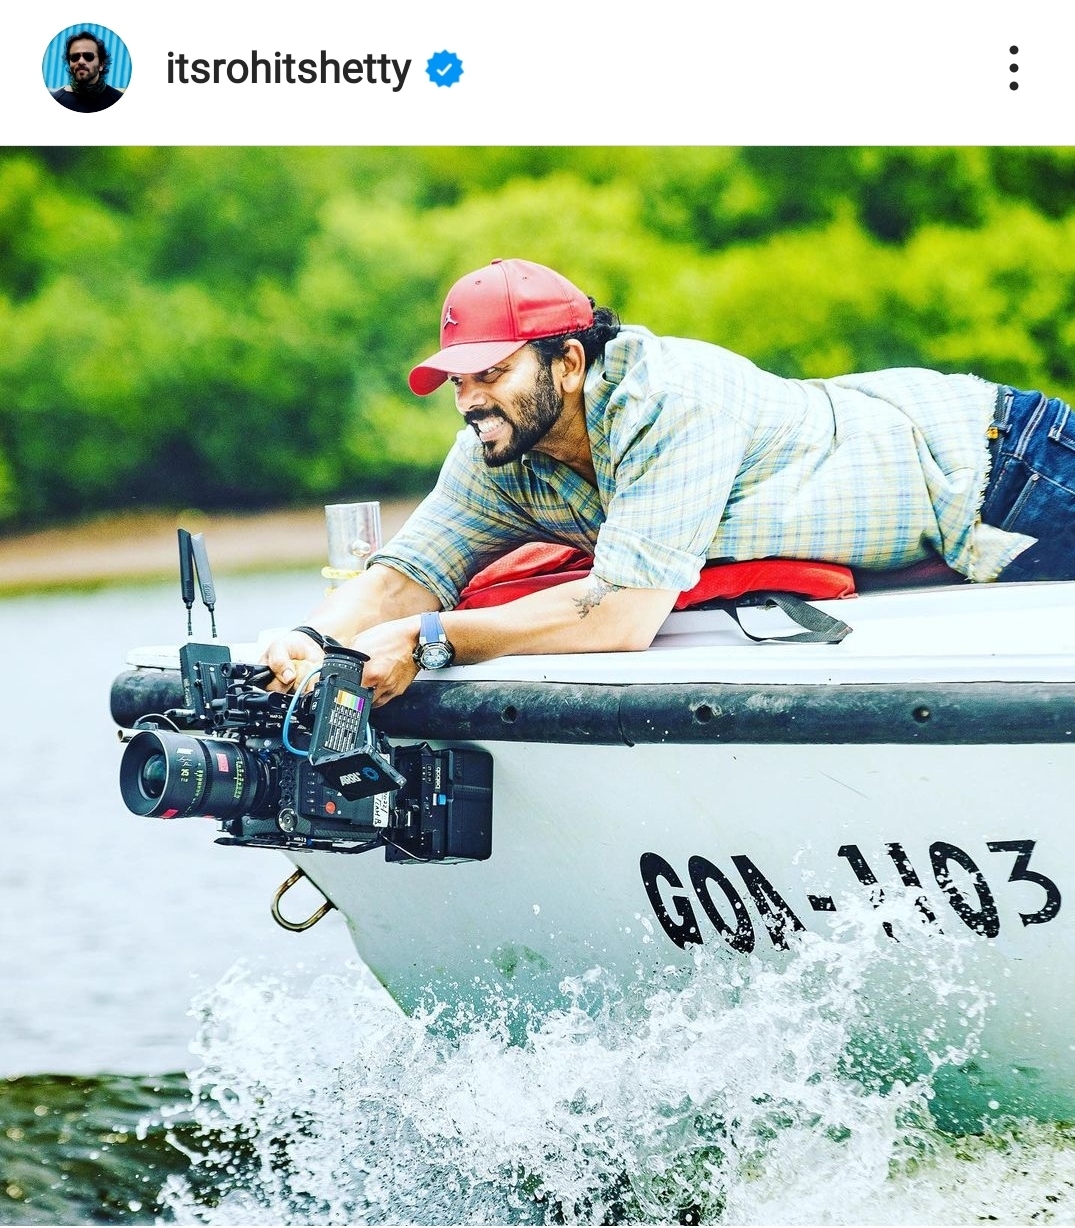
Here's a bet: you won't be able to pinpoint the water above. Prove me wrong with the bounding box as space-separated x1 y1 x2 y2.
3 573 1075 1224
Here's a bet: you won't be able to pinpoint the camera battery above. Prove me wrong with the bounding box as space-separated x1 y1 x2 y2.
386 744 493 862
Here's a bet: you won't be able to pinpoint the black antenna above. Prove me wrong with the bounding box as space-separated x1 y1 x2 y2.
190 532 218 638
178 528 196 637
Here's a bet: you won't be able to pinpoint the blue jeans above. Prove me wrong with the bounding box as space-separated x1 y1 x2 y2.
980 387 1075 581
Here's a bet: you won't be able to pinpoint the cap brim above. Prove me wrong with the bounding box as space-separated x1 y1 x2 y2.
408 339 527 396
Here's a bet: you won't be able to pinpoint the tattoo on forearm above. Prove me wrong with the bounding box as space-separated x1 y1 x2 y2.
573 576 625 619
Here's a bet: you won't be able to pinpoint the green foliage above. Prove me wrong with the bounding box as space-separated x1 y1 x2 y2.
1 146 1074 530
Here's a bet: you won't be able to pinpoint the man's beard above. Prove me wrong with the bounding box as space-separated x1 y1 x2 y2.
471 361 563 468
70 70 104 92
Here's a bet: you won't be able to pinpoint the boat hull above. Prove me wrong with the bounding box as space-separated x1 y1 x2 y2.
288 736 1074 1121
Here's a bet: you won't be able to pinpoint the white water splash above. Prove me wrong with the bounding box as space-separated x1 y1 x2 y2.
160 898 1075 1225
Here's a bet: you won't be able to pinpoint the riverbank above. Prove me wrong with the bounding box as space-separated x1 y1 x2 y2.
0 502 419 596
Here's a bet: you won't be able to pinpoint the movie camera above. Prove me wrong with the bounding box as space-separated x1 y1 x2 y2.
117 529 492 861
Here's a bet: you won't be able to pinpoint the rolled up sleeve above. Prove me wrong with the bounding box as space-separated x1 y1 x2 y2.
589 342 752 591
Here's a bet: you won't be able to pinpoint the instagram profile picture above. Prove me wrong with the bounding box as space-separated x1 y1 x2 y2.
43 23 131 112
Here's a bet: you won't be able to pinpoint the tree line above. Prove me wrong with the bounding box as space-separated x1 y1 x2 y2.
2 146 1073 530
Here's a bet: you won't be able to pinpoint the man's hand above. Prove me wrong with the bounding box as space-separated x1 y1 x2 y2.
260 628 327 693
257 565 440 699
350 616 423 706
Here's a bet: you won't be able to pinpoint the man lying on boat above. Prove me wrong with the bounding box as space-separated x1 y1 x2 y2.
262 256 1073 706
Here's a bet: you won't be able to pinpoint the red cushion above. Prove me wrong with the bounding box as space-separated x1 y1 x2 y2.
675 558 855 608
456 544 856 610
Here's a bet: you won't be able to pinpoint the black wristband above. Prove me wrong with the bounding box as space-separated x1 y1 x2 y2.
292 625 342 650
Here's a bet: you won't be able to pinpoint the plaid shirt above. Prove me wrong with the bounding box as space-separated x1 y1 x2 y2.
372 326 1032 606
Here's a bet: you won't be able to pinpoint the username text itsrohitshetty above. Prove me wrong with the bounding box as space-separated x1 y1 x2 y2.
167 49 412 91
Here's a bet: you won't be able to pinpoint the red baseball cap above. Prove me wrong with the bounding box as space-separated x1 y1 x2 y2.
408 258 594 395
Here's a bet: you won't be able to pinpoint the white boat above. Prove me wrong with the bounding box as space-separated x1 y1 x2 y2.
111 571 1075 1124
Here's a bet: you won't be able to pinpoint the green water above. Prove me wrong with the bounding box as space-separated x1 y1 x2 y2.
0 1073 192 1224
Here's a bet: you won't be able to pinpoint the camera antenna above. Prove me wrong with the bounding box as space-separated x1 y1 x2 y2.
177 527 219 639
178 528 196 637
190 532 218 638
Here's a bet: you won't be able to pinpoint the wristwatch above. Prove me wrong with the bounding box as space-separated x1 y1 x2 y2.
412 611 456 670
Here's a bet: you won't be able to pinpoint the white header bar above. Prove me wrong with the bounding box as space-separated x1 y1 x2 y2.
7 1 1070 145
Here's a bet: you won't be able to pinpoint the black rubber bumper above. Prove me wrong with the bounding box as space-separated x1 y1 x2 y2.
110 668 1075 746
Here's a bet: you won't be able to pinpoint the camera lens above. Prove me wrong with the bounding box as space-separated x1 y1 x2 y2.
139 753 167 800
119 729 275 820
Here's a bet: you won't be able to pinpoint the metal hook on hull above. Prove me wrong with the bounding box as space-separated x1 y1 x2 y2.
271 867 336 932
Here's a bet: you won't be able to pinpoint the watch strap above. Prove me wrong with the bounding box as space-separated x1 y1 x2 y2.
418 611 442 647
415 611 454 667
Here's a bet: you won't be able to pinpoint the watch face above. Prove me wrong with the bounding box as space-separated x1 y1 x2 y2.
419 642 454 669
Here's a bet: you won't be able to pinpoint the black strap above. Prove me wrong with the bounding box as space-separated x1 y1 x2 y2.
700 593 852 644
292 625 343 650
